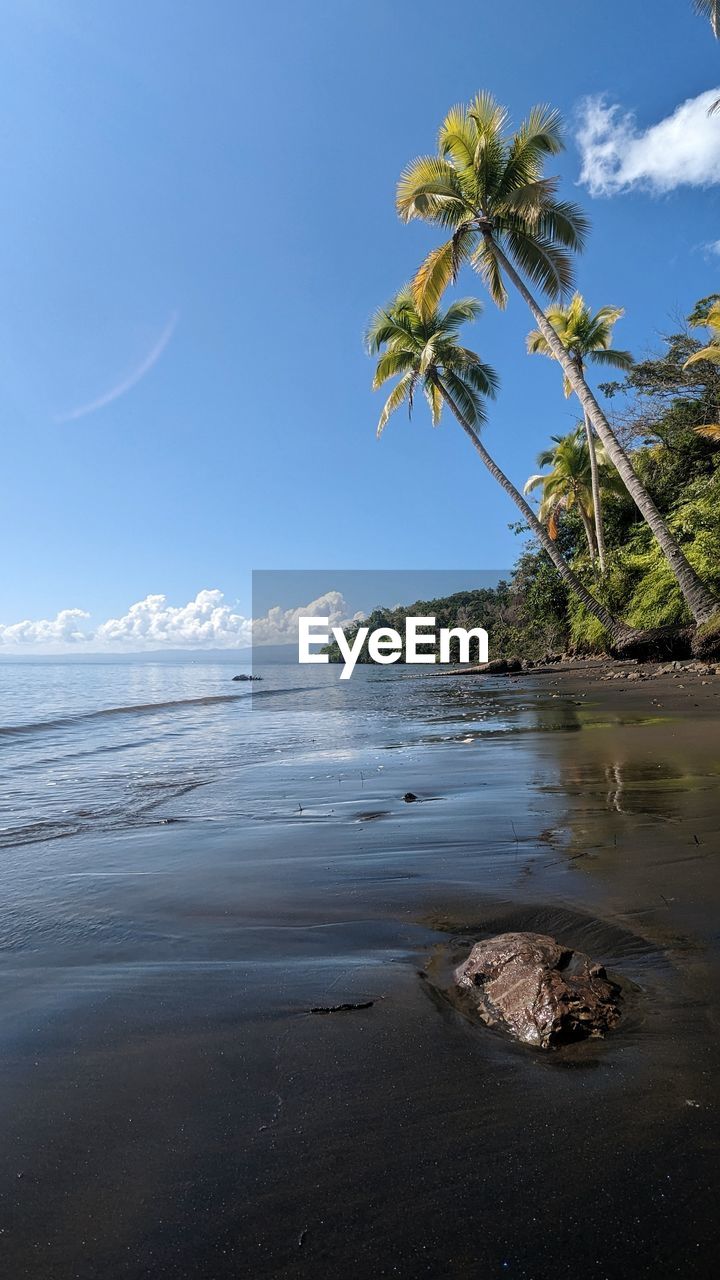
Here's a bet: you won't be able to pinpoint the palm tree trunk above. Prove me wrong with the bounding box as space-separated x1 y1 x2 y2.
488 236 719 625
437 379 634 645
578 500 598 562
577 366 608 574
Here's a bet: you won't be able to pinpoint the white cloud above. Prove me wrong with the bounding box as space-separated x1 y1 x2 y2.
0 608 90 646
0 589 359 653
251 591 358 645
706 239 720 257
576 89 720 196
95 589 251 649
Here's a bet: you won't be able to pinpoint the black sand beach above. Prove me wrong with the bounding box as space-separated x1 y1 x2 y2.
1 667 719 1278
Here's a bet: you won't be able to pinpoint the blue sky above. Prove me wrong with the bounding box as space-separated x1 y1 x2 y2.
0 0 718 646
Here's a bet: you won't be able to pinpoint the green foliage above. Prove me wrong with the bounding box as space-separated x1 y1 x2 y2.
568 455 720 646
366 289 497 436
526 292 632 397
524 425 623 550
323 589 510 665
345 296 720 664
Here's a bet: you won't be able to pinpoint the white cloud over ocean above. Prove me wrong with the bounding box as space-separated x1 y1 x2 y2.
0 589 356 653
576 89 720 196
0 608 91 647
95 589 251 649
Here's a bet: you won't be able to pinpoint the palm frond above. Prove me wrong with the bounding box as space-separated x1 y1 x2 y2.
466 91 508 139
439 297 484 331
588 347 633 371
497 104 564 200
372 348 417 389
376 372 414 437
365 298 418 353
451 350 500 399
523 472 545 495
438 104 477 173
412 224 478 316
503 177 560 221
695 423 720 439
526 326 553 356
504 226 575 298
536 199 590 252
423 380 444 426
396 156 469 226
689 300 720 335
694 1 720 38
684 344 720 368
439 369 487 429
472 239 508 308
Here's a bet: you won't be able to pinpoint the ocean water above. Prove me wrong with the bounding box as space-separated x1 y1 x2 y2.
0 658 534 853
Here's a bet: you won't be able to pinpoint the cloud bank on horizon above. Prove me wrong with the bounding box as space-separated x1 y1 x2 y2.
0 589 355 653
576 88 720 196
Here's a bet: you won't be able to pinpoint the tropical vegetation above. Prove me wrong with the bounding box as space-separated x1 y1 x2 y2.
352 299 720 661
395 92 718 625
367 291 632 644
526 294 632 574
524 427 624 564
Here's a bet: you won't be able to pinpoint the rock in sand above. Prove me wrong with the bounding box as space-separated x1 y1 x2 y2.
454 931 621 1049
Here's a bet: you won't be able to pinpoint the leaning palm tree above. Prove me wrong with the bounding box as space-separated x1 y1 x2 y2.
527 294 632 575
524 427 624 562
694 1 720 37
396 92 718 625
368 290 633 646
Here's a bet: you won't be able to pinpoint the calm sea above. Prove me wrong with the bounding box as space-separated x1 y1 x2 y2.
0 658 503 851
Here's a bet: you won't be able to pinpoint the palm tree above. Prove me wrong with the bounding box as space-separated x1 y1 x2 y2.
527 294 632 575
694 1 720 37
396 92 718 625
684 302 720 440
524 427 624 561
685 301 720 368
367 290 633 646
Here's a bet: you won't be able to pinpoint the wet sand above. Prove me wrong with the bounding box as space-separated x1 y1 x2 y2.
1 670 719 1278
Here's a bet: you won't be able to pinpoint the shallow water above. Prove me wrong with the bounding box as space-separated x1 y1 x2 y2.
0 661 718 1277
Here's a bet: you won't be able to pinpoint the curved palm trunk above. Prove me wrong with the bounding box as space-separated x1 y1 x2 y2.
438 380 633 645
488 237 719 625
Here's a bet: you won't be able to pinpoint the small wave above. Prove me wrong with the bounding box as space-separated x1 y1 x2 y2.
0 692 246 739
0 683 314 740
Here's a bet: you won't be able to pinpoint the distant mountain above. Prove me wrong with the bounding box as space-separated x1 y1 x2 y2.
0 644 297 665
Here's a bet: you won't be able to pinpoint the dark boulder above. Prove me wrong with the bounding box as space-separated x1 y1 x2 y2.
454 931 621 1049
